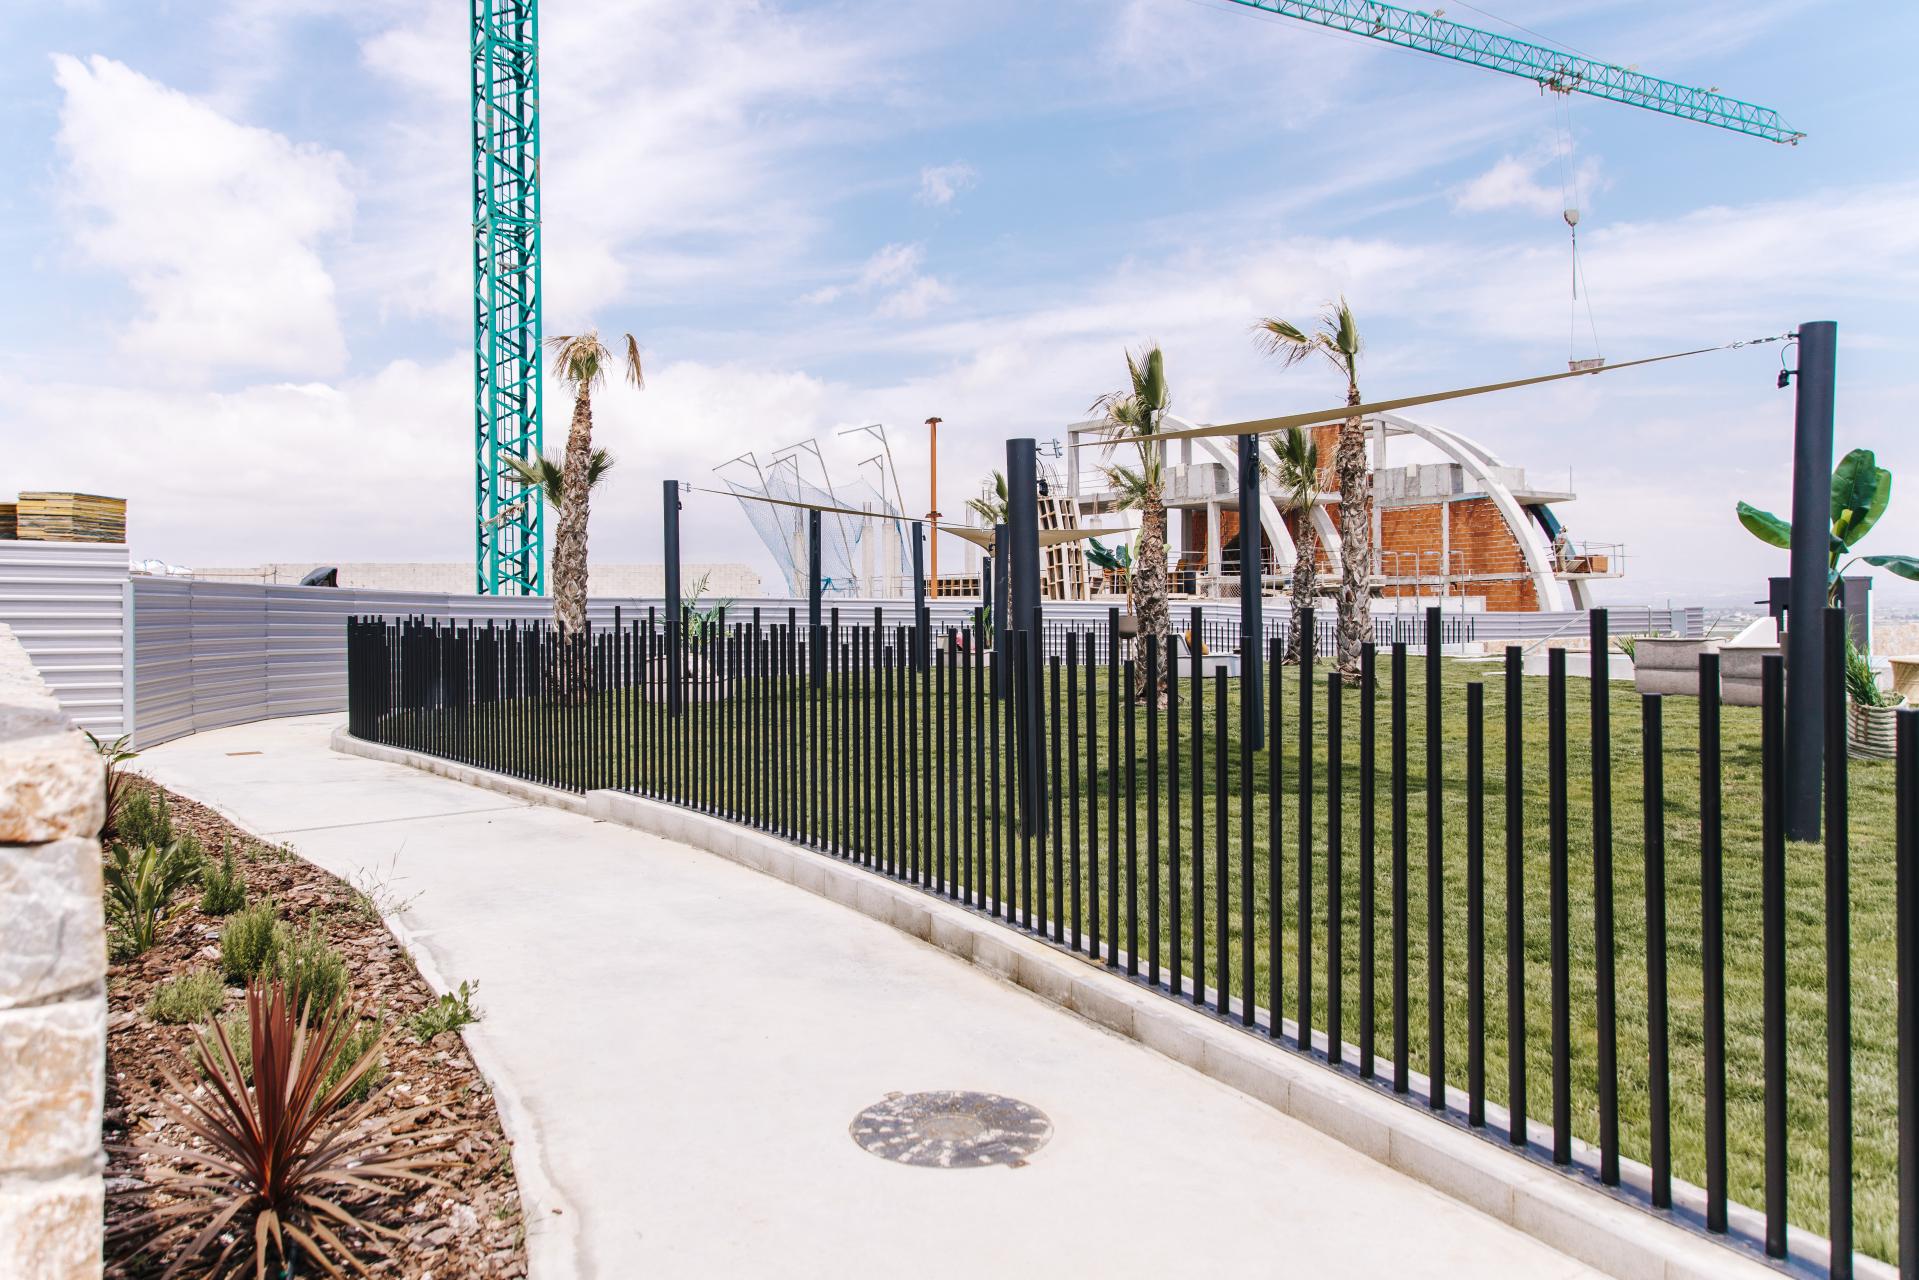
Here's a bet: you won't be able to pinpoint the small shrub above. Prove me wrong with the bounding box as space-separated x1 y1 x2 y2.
146 969 225 1025
86 731 138 842
197 843 248 916
103 839 202 956
219 901 287 982
268 922 349 1015
114 984 454 1279
116 788 174 851
407 980 483 1042
221 1000 388 1102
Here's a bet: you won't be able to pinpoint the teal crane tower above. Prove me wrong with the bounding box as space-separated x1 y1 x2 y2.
1222 0 1800 143
472 1 545 595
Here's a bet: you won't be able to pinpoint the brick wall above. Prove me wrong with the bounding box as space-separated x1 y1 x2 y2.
0 623 106 1278
1377 498 1539 610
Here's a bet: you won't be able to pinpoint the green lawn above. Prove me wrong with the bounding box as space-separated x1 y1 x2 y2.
377 652 1904 1261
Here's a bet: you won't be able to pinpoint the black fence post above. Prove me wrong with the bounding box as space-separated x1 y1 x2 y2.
1239 432 1264 750
664 479 683 719
1786 319 1836 841
809 508 825 690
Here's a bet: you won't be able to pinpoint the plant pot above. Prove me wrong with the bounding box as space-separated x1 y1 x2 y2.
1848 695 1906 761
1117 613 1140 639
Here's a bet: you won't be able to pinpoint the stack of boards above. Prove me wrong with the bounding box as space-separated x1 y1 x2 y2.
7 492 127 543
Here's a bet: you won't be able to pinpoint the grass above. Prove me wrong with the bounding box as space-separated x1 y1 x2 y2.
377 655 1904 1261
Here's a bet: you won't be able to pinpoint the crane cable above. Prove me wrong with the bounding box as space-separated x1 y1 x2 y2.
1555 90 1603 368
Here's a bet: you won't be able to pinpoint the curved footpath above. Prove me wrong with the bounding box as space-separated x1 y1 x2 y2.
139 714 1604 1280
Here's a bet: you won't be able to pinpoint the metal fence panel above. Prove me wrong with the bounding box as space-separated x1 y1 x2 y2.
0 541 129 735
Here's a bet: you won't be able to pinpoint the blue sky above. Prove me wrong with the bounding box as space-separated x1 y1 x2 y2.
5 0 1917 606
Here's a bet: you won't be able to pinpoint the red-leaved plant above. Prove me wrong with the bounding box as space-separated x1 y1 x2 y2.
113 981 461 1278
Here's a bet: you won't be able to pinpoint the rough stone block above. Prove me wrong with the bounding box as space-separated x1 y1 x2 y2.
0 839 105 1009
0 731 103 845
0 1172 103 1280
0 999 105 1169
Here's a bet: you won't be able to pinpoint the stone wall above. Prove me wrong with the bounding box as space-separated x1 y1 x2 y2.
0 622 106 1278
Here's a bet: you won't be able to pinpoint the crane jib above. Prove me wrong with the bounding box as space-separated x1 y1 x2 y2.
1223 0 1802 144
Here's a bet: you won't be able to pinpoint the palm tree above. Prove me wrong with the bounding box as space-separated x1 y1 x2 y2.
545 331 643 641
1255 300 1368 681
504 448 617 512
1092 345 1172 703
1269 426 1320 665
965 470 1009 526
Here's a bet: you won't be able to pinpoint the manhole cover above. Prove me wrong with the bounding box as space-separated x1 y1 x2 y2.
849 1091 1051 1168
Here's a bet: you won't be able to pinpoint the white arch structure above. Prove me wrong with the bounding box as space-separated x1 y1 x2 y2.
1146 412 1571 612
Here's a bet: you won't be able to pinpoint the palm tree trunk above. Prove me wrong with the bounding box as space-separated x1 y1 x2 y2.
1334 386 1371 681
550 387 594 698
1135 495 1170 706
1286 519 1318 664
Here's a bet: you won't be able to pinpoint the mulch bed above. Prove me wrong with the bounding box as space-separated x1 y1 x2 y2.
103 778 528 1277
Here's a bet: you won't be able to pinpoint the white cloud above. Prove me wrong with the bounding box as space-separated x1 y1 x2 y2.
1453 151 1603 218
804 243 953 317
917 162 977 206
51 54 354 379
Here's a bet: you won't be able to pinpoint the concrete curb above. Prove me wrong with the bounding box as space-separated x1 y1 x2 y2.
144 750 582 1280
330 729 1863 1280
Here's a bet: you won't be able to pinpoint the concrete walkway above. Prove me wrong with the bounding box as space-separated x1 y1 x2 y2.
140 715 1601 1280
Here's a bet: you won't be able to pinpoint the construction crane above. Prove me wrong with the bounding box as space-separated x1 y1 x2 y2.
1220 0 1801 143
472 1 544 595
466 0 1797 594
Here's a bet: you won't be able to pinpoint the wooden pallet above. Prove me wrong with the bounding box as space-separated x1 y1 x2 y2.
15 491 127 543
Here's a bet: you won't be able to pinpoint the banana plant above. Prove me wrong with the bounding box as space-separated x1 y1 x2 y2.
1085 537 1132 574
1737 447 1918 603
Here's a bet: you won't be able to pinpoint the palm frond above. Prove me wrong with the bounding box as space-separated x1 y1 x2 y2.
545 331 611 392
622 333 645 389
1327 296 1362 364
1253 317 1320 368
505 449 615 511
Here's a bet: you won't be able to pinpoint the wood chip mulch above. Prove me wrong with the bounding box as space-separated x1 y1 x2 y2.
103 777 528 1278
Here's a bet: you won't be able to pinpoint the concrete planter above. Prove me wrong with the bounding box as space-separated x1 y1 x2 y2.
1631 637 1717 698
1848 695 1905 760
1717 643 1780 708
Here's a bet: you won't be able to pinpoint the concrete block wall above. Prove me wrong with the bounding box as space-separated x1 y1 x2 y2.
0 623 106 1279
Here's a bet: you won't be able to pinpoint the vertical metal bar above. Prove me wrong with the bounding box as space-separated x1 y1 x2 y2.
1824 608 1854 1276
1108 629 1121 966
1086 630 1100 955
1549 646 1571 1163
1392 642 1409 1094
1239 647 1255 1028
1192 609 1206 1005
1169 626 1183 998
1126 655 1139 975
1590 609 1620 1180
1467 681 1485 1127
1505 646 1527 1145
1145 636 1160 983
1296 624 1315 1046
1897 707 1918 1277
1642 693 1672 1208
1326 661 1343 1066
1050 652 1064 939
1215 666 1230 1018
1238 432 1264 750
1425 607 1444 1110
1785 320 1836 841
1761 652 1789 1258
1068 630 1082 946
1361 642 1377 1079
664 480 682 719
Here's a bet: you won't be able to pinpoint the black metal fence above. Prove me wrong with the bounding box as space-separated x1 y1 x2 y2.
346 604 1917 1276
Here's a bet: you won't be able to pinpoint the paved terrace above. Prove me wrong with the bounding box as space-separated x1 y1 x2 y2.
140 715 1603 1279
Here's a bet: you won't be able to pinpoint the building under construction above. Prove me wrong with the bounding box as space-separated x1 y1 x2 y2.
948 411 1620 613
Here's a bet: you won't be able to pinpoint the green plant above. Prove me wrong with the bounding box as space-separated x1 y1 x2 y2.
112 983 455 1278
197 843 247 916
116 788 174 851
965 469 1009 526
1845 635 1892 708
219 900 287 983
407 980 483 1042
1737 447 1919 601
1085 537 1132 574
1270 424 1322 666
267 922 349 1016
682 571 735 649
1257 298 1368 680
1092 344 1174 703
545 329 644 647
503 445 616 510
86 731 138 842
103 839 203 956
145 969 226 1025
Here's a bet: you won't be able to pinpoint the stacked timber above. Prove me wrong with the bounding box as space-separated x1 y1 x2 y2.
0 503 15 540
15 492 128 543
